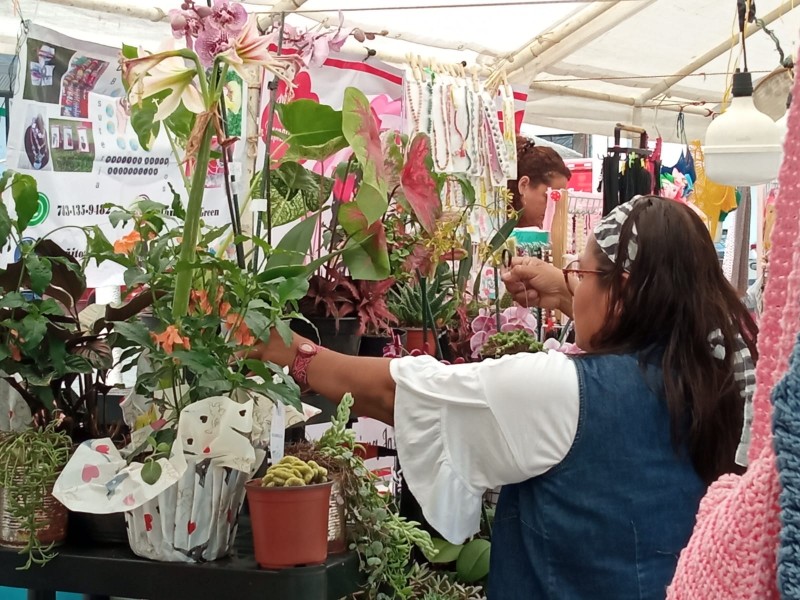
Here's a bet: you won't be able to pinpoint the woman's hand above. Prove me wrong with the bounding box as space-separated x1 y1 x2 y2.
502 256 573 317
247 328 302 368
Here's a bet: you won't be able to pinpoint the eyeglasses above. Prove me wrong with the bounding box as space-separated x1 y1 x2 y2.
562 260 604 295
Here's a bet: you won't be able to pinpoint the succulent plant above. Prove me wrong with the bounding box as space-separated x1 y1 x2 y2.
481 330 544 359
260 455 328 487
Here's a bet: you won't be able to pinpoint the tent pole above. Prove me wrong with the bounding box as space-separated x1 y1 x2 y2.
507 0 656 81
493 1 622 77
38 0 166 21
637 0 799 104
256 0 312 30
531 82 713 117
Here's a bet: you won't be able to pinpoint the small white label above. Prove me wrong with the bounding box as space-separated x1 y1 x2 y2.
270 402 286 464
231 163 243 179
251 199 268 213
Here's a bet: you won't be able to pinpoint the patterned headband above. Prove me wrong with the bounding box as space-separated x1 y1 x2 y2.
593 196 646 271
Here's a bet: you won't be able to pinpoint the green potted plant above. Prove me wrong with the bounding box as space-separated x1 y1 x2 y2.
0 170 128 559
245 455 333 569
51 1 319 563
314 395 435 598
388 268 458 356
0 424 72 569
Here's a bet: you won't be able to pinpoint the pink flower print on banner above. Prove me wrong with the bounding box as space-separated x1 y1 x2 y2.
260 70 319 165
370 94 403 132
123 494 136 507
95 444 110 455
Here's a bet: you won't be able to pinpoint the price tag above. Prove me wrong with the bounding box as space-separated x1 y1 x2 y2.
269 401 286 464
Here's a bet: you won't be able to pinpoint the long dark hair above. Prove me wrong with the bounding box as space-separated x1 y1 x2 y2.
590 196 758 484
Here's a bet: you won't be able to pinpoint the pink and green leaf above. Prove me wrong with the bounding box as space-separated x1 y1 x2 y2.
400 133 441 234
338 202 390 281
342 87 387 221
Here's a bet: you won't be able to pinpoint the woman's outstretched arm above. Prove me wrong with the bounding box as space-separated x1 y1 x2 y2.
252 332 396 424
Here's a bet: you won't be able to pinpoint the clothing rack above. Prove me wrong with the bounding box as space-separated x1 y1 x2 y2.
607 123 652 157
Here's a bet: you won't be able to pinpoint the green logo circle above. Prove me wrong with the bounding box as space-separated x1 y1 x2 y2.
29 193 50 227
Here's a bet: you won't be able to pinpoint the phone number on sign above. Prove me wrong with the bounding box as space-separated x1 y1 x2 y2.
56 205 111 217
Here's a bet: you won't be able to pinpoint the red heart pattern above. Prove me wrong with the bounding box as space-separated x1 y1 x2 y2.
203 446 211 454
81 464 101 483
188 521 197 535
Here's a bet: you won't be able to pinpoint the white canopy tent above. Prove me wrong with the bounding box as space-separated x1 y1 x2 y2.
1 0 798 143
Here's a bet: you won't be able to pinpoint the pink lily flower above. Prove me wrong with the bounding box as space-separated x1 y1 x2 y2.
229 17 296 84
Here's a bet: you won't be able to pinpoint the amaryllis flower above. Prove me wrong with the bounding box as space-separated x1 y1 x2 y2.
209 0 248 36
124 47 205 122
228 17 296 83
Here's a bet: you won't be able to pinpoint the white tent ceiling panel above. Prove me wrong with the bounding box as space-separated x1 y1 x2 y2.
1 0 798 141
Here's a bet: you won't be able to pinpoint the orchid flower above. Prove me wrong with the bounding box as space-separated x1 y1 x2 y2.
123 46 206 122
227 17 296 84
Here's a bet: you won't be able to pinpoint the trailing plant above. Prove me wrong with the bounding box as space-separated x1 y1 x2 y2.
0 423 72 568
406 564 486 600
316 395 434 599
0 171 121 442
480 330 544 360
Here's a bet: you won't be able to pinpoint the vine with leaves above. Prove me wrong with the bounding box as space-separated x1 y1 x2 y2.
0 424 72 569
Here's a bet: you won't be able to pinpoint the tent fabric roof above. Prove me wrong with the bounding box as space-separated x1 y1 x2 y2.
2 0 798 142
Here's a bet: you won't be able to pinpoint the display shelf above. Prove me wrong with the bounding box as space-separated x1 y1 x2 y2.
0 517 361 600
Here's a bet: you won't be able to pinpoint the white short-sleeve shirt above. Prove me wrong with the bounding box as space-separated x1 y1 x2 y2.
390 352 581 543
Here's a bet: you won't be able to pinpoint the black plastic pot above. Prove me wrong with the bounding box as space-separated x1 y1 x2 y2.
69 511 128 545
291 317 362 356
359 329 407 357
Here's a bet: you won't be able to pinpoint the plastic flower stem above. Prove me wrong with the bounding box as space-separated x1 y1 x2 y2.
253 11 287 269
417 270 443 359
172 122 215 320
215 66 246 270
165 128 192 192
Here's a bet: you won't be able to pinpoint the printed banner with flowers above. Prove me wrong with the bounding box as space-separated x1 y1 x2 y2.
3 24 247 288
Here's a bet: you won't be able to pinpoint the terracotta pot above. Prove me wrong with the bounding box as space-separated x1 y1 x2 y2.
245 479 333 569
0 469 67 549
404 328 439 355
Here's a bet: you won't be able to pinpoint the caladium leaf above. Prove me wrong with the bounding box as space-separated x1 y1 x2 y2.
401 133 441 234
338 202 390 281
342 87 387 223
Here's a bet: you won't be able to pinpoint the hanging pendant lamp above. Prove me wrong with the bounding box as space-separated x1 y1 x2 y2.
703 0 784 186
704 70 783 186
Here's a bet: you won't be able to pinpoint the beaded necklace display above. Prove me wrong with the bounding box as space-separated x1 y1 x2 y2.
431 78 452 172
480 91 508 187
450 83 470 173
404 77 422 135
500 83 518 179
